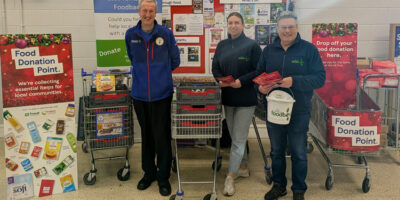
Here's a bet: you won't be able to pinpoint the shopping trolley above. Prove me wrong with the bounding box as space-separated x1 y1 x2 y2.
170 82 222 200
361 74 399 152
309 82 383 193
80 68 134 185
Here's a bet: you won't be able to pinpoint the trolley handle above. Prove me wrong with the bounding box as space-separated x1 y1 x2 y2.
180 105 216 112
181 121 217 127
81 66 133 77
179 89 217 96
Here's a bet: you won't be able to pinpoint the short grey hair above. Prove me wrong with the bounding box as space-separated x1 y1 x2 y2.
138 0 157 11
277 11 298 25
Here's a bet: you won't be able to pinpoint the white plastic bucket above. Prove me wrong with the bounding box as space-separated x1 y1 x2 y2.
266 90 296 125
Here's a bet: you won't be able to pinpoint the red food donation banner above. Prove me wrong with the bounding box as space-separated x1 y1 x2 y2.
312 23 358 109
0 34 74 107
1 34 78 199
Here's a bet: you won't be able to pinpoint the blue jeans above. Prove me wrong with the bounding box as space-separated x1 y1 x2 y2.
224 105 255 174
266 113 310 193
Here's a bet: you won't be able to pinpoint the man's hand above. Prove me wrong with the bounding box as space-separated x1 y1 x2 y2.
277 77 292 88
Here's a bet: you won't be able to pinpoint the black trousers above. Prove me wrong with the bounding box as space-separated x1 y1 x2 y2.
133 96 172 182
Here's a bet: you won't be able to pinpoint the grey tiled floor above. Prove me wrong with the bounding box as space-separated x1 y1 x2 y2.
1 138 400 200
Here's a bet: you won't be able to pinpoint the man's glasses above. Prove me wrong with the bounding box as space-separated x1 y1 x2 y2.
278 25 297 30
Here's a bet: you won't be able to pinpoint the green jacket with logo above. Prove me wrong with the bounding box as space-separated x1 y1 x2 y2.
212 32 262 107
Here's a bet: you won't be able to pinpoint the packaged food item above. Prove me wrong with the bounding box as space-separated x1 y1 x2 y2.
5 133 18 149
3 110 24 133
34 167 48 178
42 119 54 130
60 174 76 192
43 137 63 160
5 158 18 171
96 74 116 92
6 174 34 200
31 146 43 158
65 104 75 117
52 155 75 175
56 119 65 135
66 133 77 153
21 158 34 172
27 121 41 143
92 69 111 92
39 179 54 197
19 141 30 154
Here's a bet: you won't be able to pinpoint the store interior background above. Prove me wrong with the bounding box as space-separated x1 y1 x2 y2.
1 0 400 137
1 1 400 200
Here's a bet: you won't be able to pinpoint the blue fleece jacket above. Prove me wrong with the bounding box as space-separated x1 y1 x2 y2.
125 20 180 102
256 33 326 114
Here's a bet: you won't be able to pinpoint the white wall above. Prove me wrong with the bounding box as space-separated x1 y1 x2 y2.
296 0 400 59
1 0 400 137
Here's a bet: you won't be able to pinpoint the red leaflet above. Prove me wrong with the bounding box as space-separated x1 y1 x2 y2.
253 71 282 86
216 75 235 83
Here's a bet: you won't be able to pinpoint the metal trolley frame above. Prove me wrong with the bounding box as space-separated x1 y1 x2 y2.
362 74 400 151
309 82 384 193
80 68 134 185
170 112 222 200
170 82 222 200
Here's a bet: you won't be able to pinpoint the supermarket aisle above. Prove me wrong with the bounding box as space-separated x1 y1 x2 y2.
1 138 400 200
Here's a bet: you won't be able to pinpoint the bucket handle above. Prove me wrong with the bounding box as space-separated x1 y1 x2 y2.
266 84 295 99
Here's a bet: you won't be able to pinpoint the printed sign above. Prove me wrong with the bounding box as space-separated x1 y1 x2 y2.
1 33 78 199
312 23 358 109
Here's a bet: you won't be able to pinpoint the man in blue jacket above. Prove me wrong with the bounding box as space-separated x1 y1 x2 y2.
257 11 326 200
125 0 180 196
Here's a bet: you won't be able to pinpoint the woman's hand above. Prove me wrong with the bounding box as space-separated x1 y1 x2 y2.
231 79 242 88
219 81 231 87
219 79 242 88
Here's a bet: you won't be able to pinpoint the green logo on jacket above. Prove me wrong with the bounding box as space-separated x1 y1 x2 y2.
238 56 249 62
291 57 304 66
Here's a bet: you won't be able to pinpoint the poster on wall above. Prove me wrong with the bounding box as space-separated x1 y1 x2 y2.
270 3 286 23
209 52 215 73
163 0 192 6
0 33 77 199
220 0 282 3
389 24 400 73
173 14 204 35
255 4 270 24
179 46 201 67
255 24 277 46
241 4 255 25
312 23 358 109
209 28 225 49
94 0 162 67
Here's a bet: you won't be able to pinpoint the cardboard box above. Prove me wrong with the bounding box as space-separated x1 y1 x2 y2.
357 57 370 69
380 133 387 147
381 125 389 134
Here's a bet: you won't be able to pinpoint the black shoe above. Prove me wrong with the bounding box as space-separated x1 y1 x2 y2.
293 192 305 200
158 181 171 196
137 175 156 190
264 185 287 200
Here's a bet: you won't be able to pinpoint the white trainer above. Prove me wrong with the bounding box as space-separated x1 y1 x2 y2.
223 176 235 196
235 168 250 179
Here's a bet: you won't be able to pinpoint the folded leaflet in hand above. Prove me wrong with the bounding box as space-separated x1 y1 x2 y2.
253 71 282 86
